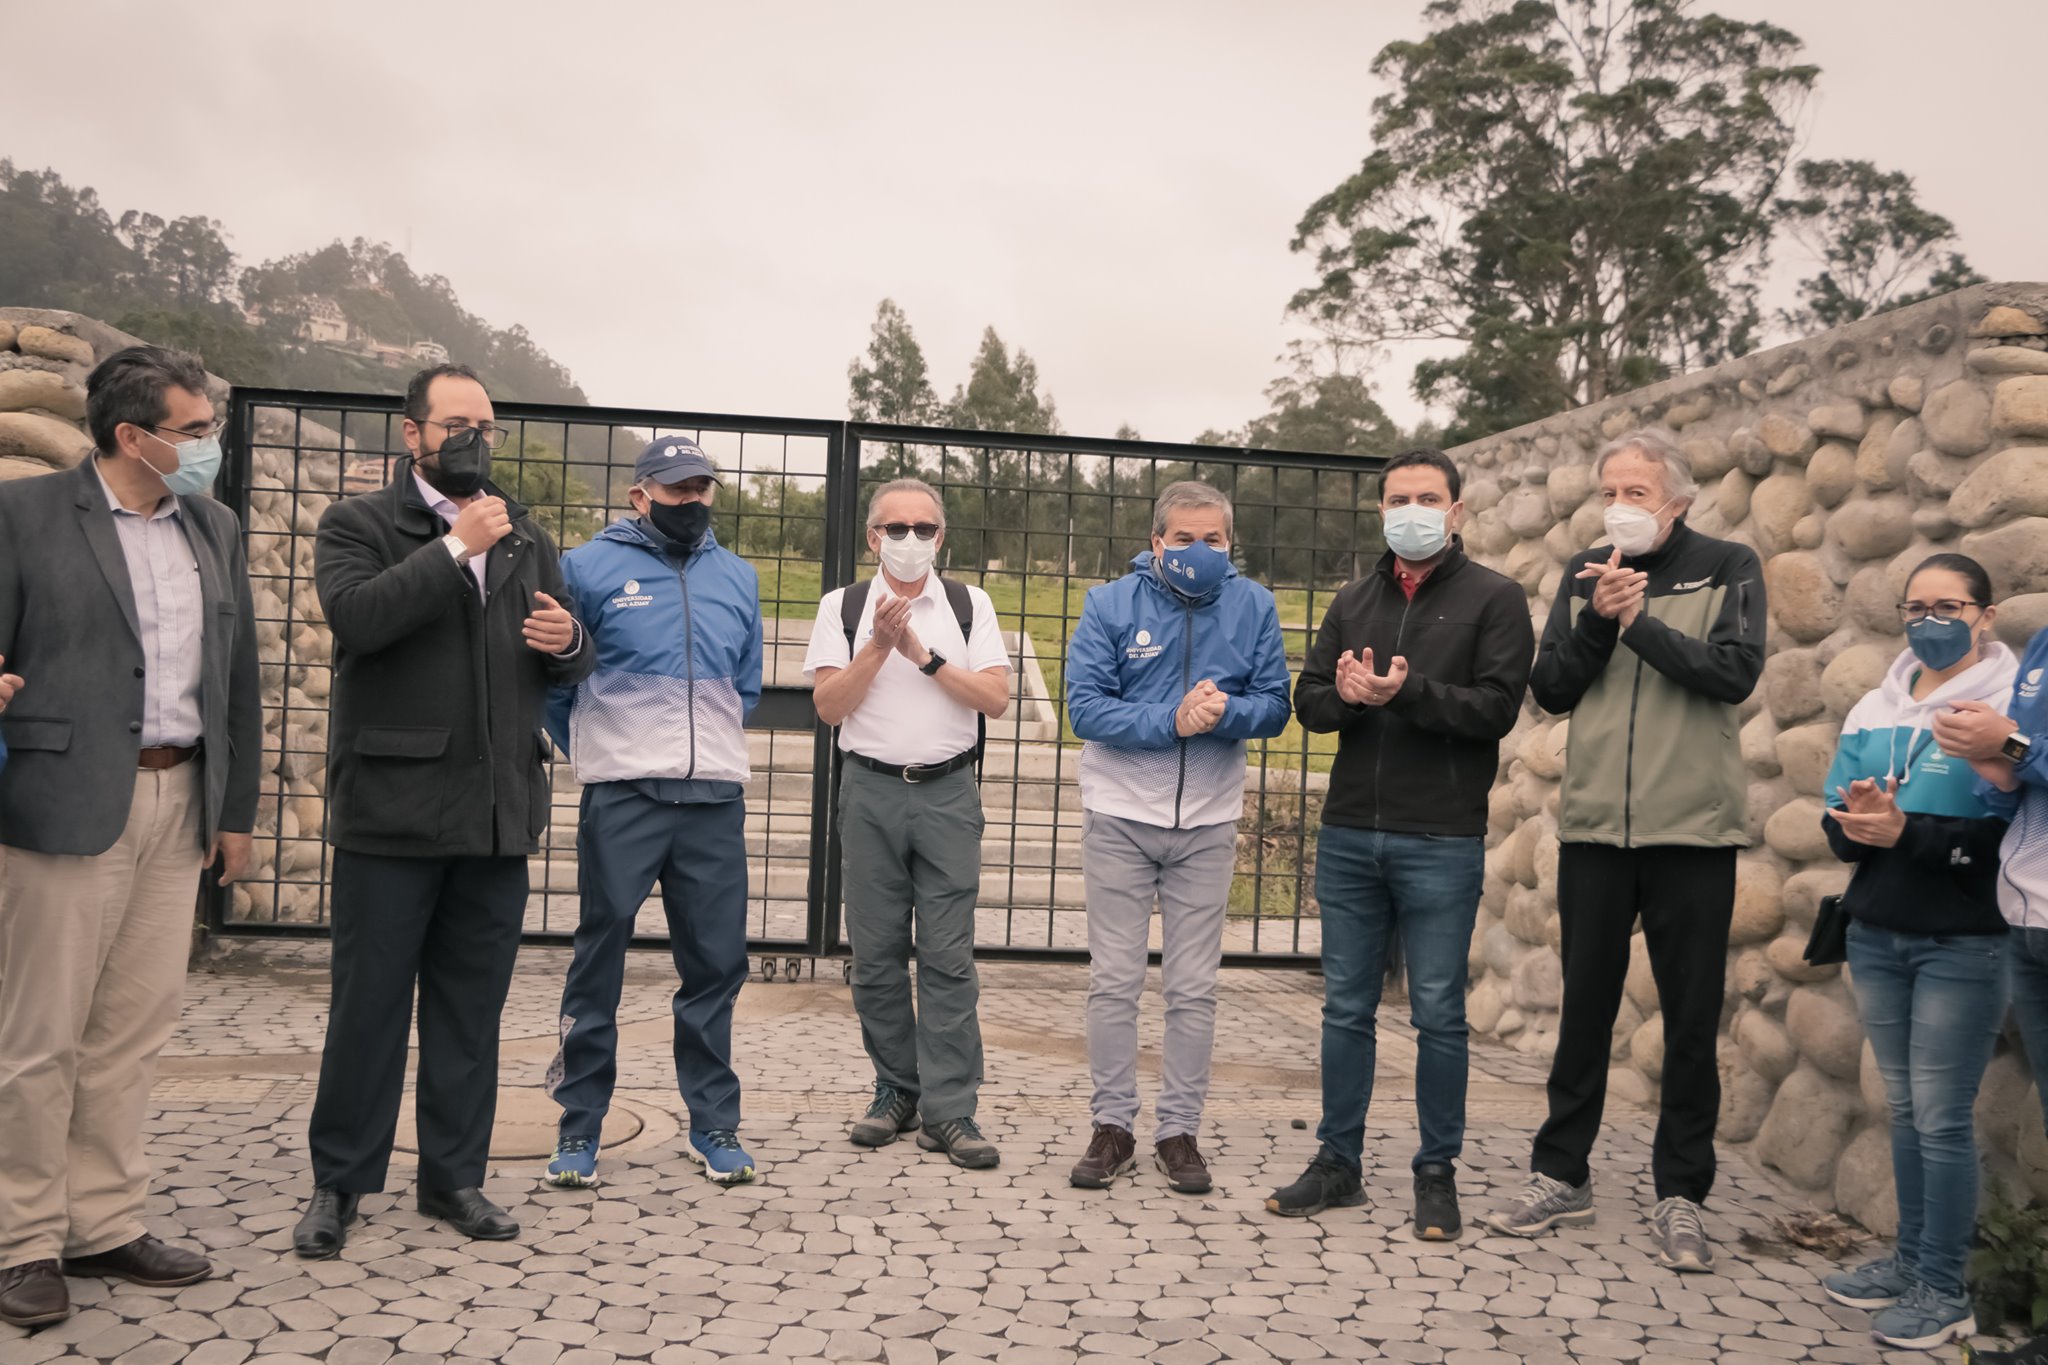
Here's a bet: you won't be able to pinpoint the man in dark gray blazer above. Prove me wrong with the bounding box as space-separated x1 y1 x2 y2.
0 345 261 1328
292 363 592 1258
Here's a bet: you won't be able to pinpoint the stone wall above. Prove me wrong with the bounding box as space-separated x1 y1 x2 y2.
0 308 345 924
1445 282 2048 1230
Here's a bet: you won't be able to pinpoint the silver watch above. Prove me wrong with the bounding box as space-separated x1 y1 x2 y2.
443 532 472 565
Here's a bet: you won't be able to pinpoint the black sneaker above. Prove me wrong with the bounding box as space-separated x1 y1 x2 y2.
1412 1161 1461 1241
1264 1151 1365 1218
1967 1333 2048 1365
850 1082 921 1147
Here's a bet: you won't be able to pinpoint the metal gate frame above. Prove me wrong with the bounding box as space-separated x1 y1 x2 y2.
210 388 1383 969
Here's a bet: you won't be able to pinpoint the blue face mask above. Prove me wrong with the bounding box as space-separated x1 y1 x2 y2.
144 431 224 497
1905 615 1975 672
1383 505 1449 561
1156 540 1231 599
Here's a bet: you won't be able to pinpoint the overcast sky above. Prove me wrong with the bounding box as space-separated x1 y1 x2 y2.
5 1 2041 443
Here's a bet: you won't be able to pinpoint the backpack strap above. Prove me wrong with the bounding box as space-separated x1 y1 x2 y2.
939 578 984 783
840 579 873 656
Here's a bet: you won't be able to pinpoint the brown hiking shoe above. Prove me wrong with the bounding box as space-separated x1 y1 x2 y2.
1154 1134 1212 1194
1069 1124 1137 1189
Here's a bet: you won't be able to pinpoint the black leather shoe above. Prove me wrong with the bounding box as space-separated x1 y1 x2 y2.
292 1189 360 1260
0 1260 67 1328
62 1233 210 1286
418 1187 518 1241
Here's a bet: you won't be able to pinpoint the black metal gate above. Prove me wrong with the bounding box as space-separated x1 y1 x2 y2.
211 388 1384 968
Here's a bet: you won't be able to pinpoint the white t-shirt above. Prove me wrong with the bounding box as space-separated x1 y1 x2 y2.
802 574 1011 766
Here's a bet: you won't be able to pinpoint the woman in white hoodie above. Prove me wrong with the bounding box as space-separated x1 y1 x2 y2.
1815 553 2016 1352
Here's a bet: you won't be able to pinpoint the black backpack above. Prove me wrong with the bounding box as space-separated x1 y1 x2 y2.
838 577 985 780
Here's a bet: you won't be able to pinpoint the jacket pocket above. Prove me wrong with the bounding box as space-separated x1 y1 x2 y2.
341 726 450 842
355 726 450 759
0 715 72 751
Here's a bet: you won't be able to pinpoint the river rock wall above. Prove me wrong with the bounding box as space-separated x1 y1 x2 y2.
0 308 342 924
1445 282 2048 1229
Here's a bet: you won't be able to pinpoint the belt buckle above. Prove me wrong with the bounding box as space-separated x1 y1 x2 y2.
901 762 928 784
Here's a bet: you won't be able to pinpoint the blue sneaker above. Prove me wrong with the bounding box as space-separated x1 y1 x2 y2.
685 1129 758 1185
543 1136 599 1188
1871 1280 1976 1351
1823 1253 1914 1309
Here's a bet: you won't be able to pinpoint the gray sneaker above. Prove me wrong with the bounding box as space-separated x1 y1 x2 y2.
1823 1254 1914 1309
917 1116 999 1169
1871 1280 1975 1351
1650 1196 1714 1272
1484 1172 1595 1237
849 1083 920 1147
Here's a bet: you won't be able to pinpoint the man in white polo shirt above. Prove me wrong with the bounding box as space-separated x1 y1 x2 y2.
803 478 1010 1168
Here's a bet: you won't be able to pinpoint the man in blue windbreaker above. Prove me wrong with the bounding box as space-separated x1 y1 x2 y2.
539 437 763 1189
1063 480 1292 1195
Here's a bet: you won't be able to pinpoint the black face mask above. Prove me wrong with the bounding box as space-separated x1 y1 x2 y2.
418 426 490 499
646 498 711 554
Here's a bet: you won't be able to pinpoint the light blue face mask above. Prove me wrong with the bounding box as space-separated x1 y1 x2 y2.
144 430 224 497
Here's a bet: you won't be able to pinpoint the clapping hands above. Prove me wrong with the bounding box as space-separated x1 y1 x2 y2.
1831 776 1905 849
1175 680 1229 737
1334 648 1407 707
1580 546 1648 627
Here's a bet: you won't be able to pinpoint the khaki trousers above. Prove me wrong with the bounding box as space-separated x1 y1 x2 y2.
0 763 202 1267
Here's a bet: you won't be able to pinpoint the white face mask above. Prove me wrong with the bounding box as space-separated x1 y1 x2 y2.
878 533 937 581
1603 499 1672 556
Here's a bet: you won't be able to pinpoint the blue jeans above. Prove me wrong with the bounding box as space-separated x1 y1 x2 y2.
1847 920 2009 1297
2014 927 2048 1130
1314 825 1484 1172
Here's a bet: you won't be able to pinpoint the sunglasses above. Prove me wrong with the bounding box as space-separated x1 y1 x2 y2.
874 522 941 541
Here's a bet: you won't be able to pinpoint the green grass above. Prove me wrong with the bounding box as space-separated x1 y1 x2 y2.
750 556 1341 773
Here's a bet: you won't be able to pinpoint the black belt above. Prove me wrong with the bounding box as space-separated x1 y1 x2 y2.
844 749 977 783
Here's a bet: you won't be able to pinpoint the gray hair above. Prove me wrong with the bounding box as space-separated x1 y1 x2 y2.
1595 427 1698 502
1152 480 1234 540
866 477 945 530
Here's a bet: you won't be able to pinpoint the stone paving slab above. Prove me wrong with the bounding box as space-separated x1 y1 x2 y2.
0 943 2001 1363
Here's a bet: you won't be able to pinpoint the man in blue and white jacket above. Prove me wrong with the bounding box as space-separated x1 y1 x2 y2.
1063 480 1292 1195
539 437 762 1188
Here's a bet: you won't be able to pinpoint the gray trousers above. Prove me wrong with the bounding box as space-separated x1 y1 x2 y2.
1082 810 1237 1140
838 762 985 1122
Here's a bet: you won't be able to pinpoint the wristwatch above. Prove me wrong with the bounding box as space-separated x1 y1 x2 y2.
442 532 472 565
2002 731 2032 765
920 651 947 677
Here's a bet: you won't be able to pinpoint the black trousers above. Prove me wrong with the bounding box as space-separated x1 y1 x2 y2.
307 850 527 1193
1531 842 1735 1204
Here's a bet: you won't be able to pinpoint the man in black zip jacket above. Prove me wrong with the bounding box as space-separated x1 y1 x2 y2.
1485 428 1765 1274
291 365 593 1258
1266 448 1533 1239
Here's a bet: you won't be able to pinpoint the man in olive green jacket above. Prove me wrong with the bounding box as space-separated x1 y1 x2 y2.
1484 428 1765 1274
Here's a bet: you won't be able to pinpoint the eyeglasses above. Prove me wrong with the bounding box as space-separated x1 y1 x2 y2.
418 418 511 450
873 522 941 541
1897 599 1984 623
147 419 227 441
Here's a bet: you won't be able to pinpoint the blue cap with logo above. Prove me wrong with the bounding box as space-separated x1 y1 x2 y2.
634 436 721 486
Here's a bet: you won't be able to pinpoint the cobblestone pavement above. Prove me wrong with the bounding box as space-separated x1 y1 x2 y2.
2 942 1970 1365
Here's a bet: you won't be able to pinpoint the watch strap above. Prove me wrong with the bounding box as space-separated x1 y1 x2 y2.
920 651 946 676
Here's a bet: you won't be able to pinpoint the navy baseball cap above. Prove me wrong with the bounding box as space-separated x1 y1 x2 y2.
634 436 721 486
